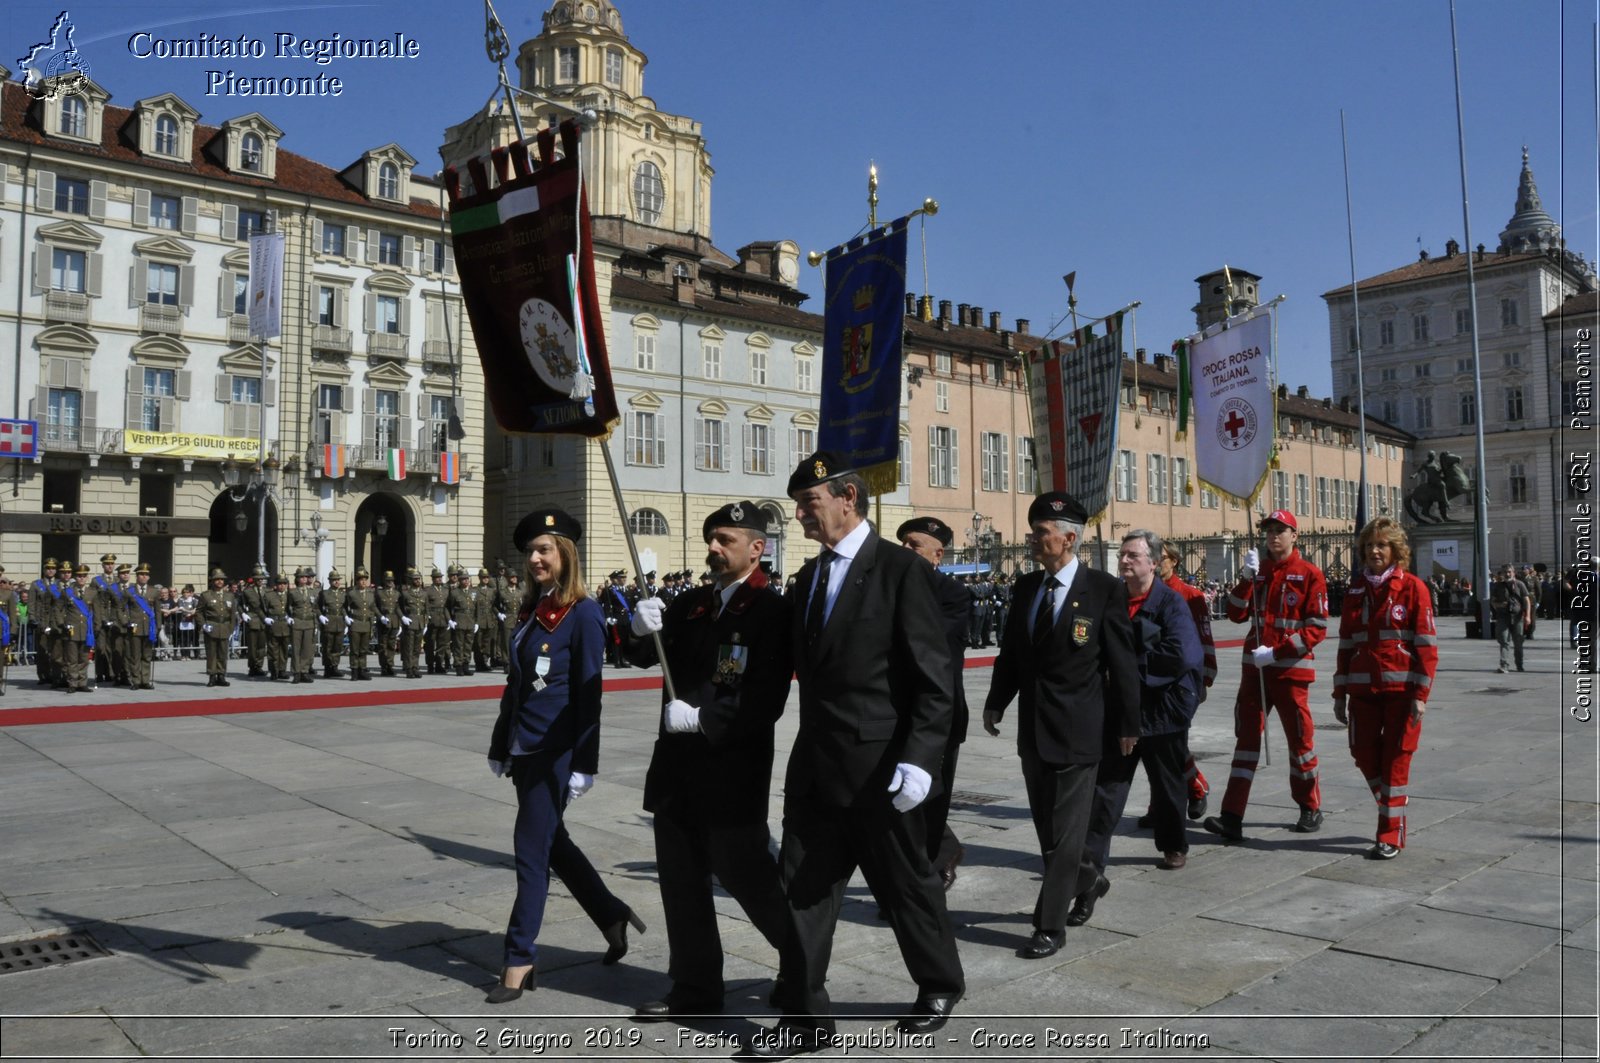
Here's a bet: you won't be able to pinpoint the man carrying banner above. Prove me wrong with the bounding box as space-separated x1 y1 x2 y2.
1204 509 1329 842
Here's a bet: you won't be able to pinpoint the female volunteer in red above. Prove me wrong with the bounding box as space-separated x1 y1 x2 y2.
485 507 644 1003
1332 517 1439 859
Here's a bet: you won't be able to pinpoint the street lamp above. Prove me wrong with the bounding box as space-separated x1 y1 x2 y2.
222 455 278 571
373 514 389 574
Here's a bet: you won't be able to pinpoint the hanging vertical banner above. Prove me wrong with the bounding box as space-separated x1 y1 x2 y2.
386 448 407 480
247 231 285 339
1188 310 1275 503
445 121 618 438
439 451 460 485
322 443 347 478
818 222 908 495
1024 312 1125 524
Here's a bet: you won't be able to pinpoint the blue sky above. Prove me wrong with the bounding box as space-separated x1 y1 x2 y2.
9 0 1596 397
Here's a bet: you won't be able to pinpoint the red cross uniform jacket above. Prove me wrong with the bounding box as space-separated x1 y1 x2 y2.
1333 568 1439 703
1225 549 1329 683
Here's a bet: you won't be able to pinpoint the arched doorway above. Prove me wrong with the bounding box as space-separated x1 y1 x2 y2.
354 493 411 579
208 491 279 577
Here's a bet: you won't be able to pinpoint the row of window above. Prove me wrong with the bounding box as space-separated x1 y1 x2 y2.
1114 452 1196 507
1376 387 1527 429
634 332 814 390
1344 299 1521 351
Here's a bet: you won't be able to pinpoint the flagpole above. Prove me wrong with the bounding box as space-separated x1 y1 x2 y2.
1341 111 1370 532
1448 0 1494 638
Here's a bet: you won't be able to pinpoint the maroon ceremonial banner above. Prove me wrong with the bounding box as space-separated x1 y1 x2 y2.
1024 312 1124 524
446 122 618 437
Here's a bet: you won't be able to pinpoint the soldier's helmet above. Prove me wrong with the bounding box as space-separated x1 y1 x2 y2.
383 570 395 583
327 569 343 582
430 567 444 578
273 572 289 584
210 567 227 581
478 568 490 578
354 568 370 581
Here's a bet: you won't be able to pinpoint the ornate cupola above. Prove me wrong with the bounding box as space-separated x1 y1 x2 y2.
1497 147 1563 255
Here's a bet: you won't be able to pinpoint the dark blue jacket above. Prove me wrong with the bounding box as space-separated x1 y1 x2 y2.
489 595 605 773
1129 578 1203 736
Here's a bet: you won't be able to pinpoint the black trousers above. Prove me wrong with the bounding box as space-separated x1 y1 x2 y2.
777 797 964 1030
1018 746 1100 932
922 739 964 871
1083 730 1190 878
654 808 790 1002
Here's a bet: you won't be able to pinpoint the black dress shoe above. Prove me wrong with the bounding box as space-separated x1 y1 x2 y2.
485 966 536 1004
633 996 722 1022
940 844 965 890
1018 929 1065 959
216 677 231 687
1187 793 1209 820
738 1024 830 1060
601 909 647 965
1065 875 1110 927
1136 812 1154 830
896 993 959 1033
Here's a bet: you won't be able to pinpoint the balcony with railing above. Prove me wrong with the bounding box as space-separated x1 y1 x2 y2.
140 303 184 336
228 314 253 342
312 324 352 354
43 291 90 324
367 331 410 363
421 339 454 373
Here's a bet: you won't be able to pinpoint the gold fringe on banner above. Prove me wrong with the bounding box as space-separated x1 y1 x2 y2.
860 460 900 498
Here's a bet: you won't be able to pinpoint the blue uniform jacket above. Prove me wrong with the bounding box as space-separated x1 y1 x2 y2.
1129 578 1203 736
489 595 605 774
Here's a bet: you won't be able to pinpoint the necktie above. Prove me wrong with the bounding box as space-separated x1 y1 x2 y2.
806 550 835 640
1033 575 1060 643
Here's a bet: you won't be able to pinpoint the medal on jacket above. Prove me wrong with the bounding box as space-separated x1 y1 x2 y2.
532 653 551 692
1072 617 1092 645
715 636 747 684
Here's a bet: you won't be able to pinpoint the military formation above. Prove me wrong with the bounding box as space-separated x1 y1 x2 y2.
13 557 524 693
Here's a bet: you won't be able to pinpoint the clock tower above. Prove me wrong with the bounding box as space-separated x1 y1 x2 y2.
442 0 714 246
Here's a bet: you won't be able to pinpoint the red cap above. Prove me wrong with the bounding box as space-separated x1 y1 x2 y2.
1259 509 1298 531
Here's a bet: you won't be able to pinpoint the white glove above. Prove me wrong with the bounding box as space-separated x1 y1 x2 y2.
42 627 51 634
401 616 412 627
1241 549 1260 581
318 614 329 624
631 597 665 636
473 624 480 633
887 763 933 813
241 613 251 623
568 772 594 798
487 756 510 778
203 623 213 634
287 617 294 626
448 619 458 630
380 616 390 626
664 699 701 733
497 613 506 622
264 617 274 626
1250 645 1275 667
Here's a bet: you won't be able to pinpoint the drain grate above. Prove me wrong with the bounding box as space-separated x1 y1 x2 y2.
0 932 110 975
949 790 1007 807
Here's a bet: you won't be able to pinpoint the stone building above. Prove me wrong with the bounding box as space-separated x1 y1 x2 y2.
0 69 483 586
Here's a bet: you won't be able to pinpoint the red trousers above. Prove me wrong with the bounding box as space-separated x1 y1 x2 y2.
1346 695 1423 847
1220 676 1321 817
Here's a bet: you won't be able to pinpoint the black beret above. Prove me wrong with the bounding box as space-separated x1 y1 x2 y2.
703 500 768 540
896 516 954 548
787 449 853 496
1027 491 1089 526
513 507 583 551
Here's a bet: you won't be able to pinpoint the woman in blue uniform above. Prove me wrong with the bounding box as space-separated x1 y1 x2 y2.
485 507 646 1004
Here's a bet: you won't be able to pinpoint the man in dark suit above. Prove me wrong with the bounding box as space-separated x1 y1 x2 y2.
623 501 793 1021
896 516 973 889
744 453 963 1059
982 491 1140 959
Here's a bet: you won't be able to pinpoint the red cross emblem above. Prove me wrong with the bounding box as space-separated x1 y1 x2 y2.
1223 411 1247 439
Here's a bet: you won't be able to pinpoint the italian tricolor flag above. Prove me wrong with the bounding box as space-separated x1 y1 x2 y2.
386 448 406 480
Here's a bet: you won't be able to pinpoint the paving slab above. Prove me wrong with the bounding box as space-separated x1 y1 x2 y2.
1423 864 1597 930
1332 905 1565 979
1303 844 1497 894
1200 875 1424 942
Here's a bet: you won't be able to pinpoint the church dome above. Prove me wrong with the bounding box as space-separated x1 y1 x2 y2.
544 0 625 36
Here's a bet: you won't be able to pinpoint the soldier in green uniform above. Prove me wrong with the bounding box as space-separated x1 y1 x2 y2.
110 564 137 686
32 559 59 687
344 568 378 681
61 563 96 693
446 564 475 676
261 572 292 681
90 553 121 687
125 562 162 690
317 570 348 679
0 568 19 695
398 567 426 679
287 567 319 684
424 567 450 673
473 568 500 672
47 562 73 689
374 570 401 677
494 559 514 668
238 565 269 677
198 568 237 687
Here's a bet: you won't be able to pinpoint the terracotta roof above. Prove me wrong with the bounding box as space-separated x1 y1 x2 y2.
0 81 442 220
1322 249 1556 298
1545 290 1600 322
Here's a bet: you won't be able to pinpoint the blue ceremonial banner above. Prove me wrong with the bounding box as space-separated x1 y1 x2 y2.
819 225 907 495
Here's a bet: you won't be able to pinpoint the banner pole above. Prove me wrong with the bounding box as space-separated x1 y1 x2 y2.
599 442 676 702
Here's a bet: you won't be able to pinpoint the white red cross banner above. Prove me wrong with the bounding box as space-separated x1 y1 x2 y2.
0 419 38 458
445 121 618 438
1024 312 1123 524
1188 311 1275 503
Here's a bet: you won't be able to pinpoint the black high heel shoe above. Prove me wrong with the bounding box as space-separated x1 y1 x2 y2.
601 909 647 966
485 966 536 1004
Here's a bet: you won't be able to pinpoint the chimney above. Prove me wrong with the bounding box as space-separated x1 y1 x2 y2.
905 293 916 315
957 303 970 326
1002 330 1013 350
1277 383 1288 398
1419 248 1429 261
1296 384 1310 399
938 300 952 323
1135 347 1147 363
989 311 1001 332
1445 238 1460 257
1323 396 1333 408
1016 318 1030 335
1154 354 1174 374
1476 243 1486 262
1340 396 1352 412
971 306 983 329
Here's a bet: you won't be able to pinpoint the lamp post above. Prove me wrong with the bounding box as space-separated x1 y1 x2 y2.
222 455 278 573
373 514 389 576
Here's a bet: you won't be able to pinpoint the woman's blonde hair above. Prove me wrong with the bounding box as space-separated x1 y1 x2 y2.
522 533 588 611
1357 516 1411 572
